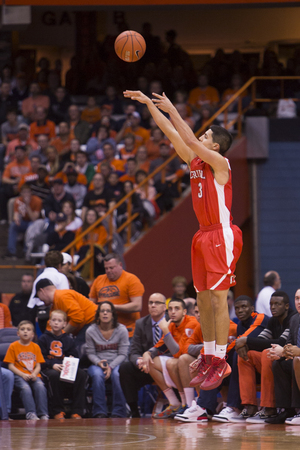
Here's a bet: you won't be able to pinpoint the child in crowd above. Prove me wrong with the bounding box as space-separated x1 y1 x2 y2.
4 320 49 420
38 310 87 419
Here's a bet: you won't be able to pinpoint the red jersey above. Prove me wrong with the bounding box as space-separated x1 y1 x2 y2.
190 156 233 227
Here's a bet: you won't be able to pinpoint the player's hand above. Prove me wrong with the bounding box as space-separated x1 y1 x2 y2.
53 364 63 372
123 90 151 105
267 344 283 361
141 352 154 373
152 92 174 113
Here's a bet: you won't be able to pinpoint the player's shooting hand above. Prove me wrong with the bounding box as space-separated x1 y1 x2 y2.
123 90 151 105
53 364 63 372
152 92 174 113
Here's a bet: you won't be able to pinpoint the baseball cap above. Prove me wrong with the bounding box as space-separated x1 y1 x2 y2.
34 278 54 297
56 212 67 223
62 252 72 265
18 123 29 131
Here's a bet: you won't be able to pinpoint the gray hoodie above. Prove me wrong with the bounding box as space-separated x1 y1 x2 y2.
85 323 129 369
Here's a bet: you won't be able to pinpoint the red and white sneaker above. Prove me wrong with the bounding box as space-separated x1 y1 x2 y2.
189 354 213 387
200 356 231 391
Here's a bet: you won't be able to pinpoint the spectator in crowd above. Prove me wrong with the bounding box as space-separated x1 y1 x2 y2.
43 178 75 229
21 82 50 122
89 253 144 339
166 276 188 308
188 73 220 113
221 74 247 112
0 302 13 328
86 125 116 165
145 127 166 161
116 111 150 146
96 142 125 175
136 145 150 173
46 212 75 252
118 133 137 161
38 310 87 419
75 150 95 185
29 106 56 142
9 273 36 327
175 103 195 130
3 320 49 421
134 169 159 225
256 271 281 316
68 104 90 145
61 200 82 232
100 86 124 115
63 165 87 209
81 96 101 124
45 146 61 178
30 134 50 164
12 72 29 113
50 122 72 157
1 108 25 146
116 180 144 242
25 164 51 201
231 290 296 422
48 86 71 125
5 183 42 259
106 171 123 201
17 154 41 191
81 173 111 221
86 302 129 418
60 252 90 298
0 82 17 125
119 157 138 184
5 123 38 164
60 137 81 164
119 293 167 417
141 298 198 418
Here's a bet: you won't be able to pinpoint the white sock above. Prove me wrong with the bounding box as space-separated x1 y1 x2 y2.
215 344 227 359
163 388 180 407
179 391 186 406
204 340 216 355
184 388 195 407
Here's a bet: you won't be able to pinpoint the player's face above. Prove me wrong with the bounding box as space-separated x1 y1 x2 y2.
234 300 254 322
199 129 217 152
104 259 123 281
295 290 300 314
168 302 186 325
270 296 288 317
50 313 66 334
194 306 200 323
18 324 34 342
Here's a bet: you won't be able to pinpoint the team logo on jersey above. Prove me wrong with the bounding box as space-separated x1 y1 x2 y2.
98 285 120 299
18 352 36 372
185 328 194 337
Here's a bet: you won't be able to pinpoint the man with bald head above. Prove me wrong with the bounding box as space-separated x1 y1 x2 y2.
119 293 167 417
256 271 281 316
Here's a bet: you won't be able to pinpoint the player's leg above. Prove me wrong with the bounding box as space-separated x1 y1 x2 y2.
211 289 230 350
177 353 197 407
197 289 215 343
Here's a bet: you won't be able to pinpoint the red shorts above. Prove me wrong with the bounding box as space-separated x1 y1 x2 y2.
191 223 243 292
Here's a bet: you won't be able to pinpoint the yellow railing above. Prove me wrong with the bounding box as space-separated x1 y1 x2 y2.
2 76 300 279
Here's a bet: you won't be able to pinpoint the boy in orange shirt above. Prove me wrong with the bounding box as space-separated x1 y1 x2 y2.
4 320 49 420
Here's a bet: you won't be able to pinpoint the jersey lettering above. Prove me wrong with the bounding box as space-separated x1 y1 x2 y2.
198 182 202 198
50 341 63 357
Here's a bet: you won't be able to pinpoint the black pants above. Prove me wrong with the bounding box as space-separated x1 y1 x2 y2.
44 367 87 416
272 359 300 408
119 361 153 404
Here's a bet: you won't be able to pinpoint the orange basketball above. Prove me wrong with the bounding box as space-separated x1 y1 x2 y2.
114 30 146 63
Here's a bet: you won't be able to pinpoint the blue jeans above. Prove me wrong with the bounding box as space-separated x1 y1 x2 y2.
7 219 31 255
88 365 126 417
14 375 48 416
0 367 14 417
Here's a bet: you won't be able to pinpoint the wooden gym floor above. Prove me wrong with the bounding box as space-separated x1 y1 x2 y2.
1 418 300 450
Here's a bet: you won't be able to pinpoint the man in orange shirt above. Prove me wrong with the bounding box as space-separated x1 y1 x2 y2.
34 278 97 348
0 303 13 329
188 74 220 113
6 123 38 164
116 111 150 146
96 143 125 175
21 82 50 122
89 253 144 338
50 122 72 156
29 106 56 142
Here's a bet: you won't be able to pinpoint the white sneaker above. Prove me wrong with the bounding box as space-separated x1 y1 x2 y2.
285 413 300 425
40 415 49 420
174 400 208 423
26 412 40 420
213 406 239 423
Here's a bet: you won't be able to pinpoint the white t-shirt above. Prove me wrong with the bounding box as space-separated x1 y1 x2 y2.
27 267 69 308
255 286 274 317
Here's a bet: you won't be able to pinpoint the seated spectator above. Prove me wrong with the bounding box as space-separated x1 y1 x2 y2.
0 82 17 125
75 208 107 277
221 73 247 112
26 164 51 201
22 82 50 122
98 161 112 187
45 146 62 178
3 320 49 420
17 154 41 191
119 157 138 184
30 134 50 164
175 103 195 130
107 172 123 201
145 127 166 161
81 96 101 124
5 123 38 164
46 212 75 252
116 180 144 242
12 72 29 114
5 183 42 259
81 173 111 221
188 73 220 113
100 85 125 115
63 165 87 209
166 276 188 308
90 104 118 138
48 86 71 125
1 108 25 147
9 273 36 327
62 200 82 231
136 145 150 173
0 301 13 328
96 142 125 176
75 150 95 185
38 309 87 419
116 111 150 146
134 169 159 224
118 133 138 161
60 138 81 163
29 106 56 142
50 122 72 158
68 104 90 145
43 178 75 233
86 125 116 165
85 302 129 418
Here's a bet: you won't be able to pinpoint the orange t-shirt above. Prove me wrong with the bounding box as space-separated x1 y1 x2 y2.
6 138 39 161
119 146 138 161
21 96 50 119
188 85 220 108
18 172 39 191
123 127 150 146
119 174 136 184
3 158 32 180
75 225 108 251
89 271 145 337
96 159 125 174
51 289 97 329
54 171 87 186
50 136 72 154
81 107 101 124
14 195 42 221
4 341 44 376
154 315 199 358
30 120 56 142
0 303 12 328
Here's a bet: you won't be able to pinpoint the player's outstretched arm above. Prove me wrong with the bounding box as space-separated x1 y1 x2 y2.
123 90 195 165
152 93 228 176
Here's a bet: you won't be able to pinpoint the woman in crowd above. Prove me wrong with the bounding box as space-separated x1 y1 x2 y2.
62 200 82 232
85 301 129 418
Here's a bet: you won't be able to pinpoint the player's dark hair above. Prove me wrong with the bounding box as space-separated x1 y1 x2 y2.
271 290 290 305
168 298 187 310
210 125 233 155
95 301 118 328
44 250 63 269
263 271 278 287
234 295 254 306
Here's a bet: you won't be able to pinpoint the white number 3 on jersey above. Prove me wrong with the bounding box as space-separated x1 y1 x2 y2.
198 182 202 198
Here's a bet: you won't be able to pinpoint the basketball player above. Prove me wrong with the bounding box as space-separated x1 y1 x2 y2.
123 90 243 390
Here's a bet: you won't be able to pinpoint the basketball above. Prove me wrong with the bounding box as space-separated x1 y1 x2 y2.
114 30 146 63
